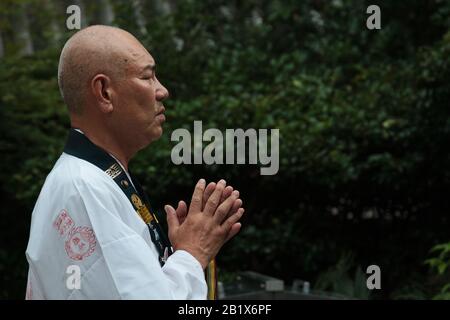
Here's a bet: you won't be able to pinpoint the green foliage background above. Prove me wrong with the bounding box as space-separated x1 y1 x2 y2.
0 0 449 299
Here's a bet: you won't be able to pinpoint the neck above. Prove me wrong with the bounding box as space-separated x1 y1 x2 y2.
72 125 133 171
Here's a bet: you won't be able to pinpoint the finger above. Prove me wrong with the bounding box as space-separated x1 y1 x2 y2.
222 208 244 231
176 200 187 218
220 199 242 224
189 179 206 213
202 182 216 210
214 190 239 224
203 179 226 216
231 198 242 214
225 222 242 243
204 184 232 210
165 205 179 231
176 200 187 224
220 186 233 203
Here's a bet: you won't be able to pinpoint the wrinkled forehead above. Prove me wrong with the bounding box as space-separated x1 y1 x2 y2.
119 38 155 75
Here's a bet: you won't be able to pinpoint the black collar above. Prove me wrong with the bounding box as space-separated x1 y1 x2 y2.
64 128 117 172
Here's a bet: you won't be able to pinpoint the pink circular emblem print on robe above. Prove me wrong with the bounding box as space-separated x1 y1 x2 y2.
65 226 97 260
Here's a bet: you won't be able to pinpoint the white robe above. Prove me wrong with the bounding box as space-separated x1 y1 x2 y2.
25 152 207 300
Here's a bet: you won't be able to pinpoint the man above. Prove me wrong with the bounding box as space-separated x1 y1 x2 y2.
25 25 244 299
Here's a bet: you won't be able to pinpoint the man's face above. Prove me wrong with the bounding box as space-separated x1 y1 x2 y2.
110 41 169 151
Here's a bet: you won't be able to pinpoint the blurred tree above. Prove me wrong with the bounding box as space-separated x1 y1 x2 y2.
0 0 449 299
0 32 4 57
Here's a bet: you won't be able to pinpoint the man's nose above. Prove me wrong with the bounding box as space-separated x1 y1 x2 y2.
155 79 169 101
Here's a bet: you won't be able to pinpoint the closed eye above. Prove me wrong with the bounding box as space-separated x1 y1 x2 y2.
141 76 156 82
142 71 156 79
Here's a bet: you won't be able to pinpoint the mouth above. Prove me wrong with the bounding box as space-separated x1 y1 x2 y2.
155 106 166 123
156 106 165 115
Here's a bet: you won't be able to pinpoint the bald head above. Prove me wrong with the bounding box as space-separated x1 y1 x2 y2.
58 25 144 114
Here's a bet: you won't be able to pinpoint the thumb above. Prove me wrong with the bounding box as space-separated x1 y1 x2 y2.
165 205 179 230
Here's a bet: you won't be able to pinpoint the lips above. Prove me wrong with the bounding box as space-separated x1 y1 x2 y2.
156 106 165 115
155 106 166 123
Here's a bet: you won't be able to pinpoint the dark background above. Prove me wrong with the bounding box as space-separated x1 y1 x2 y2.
0 0 449 299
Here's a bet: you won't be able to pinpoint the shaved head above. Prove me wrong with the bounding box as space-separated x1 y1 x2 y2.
57 25 169 163
58 25 143 114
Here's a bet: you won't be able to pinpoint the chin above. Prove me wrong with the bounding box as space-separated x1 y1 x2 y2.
154 124 164 138
147 126 163 144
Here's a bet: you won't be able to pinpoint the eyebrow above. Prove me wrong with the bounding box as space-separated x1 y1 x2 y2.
142 64 156 72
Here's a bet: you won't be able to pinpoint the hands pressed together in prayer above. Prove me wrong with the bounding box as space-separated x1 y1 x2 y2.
165 179 244 269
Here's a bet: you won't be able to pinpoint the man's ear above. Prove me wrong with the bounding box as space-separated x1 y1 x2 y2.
91 74 114 113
